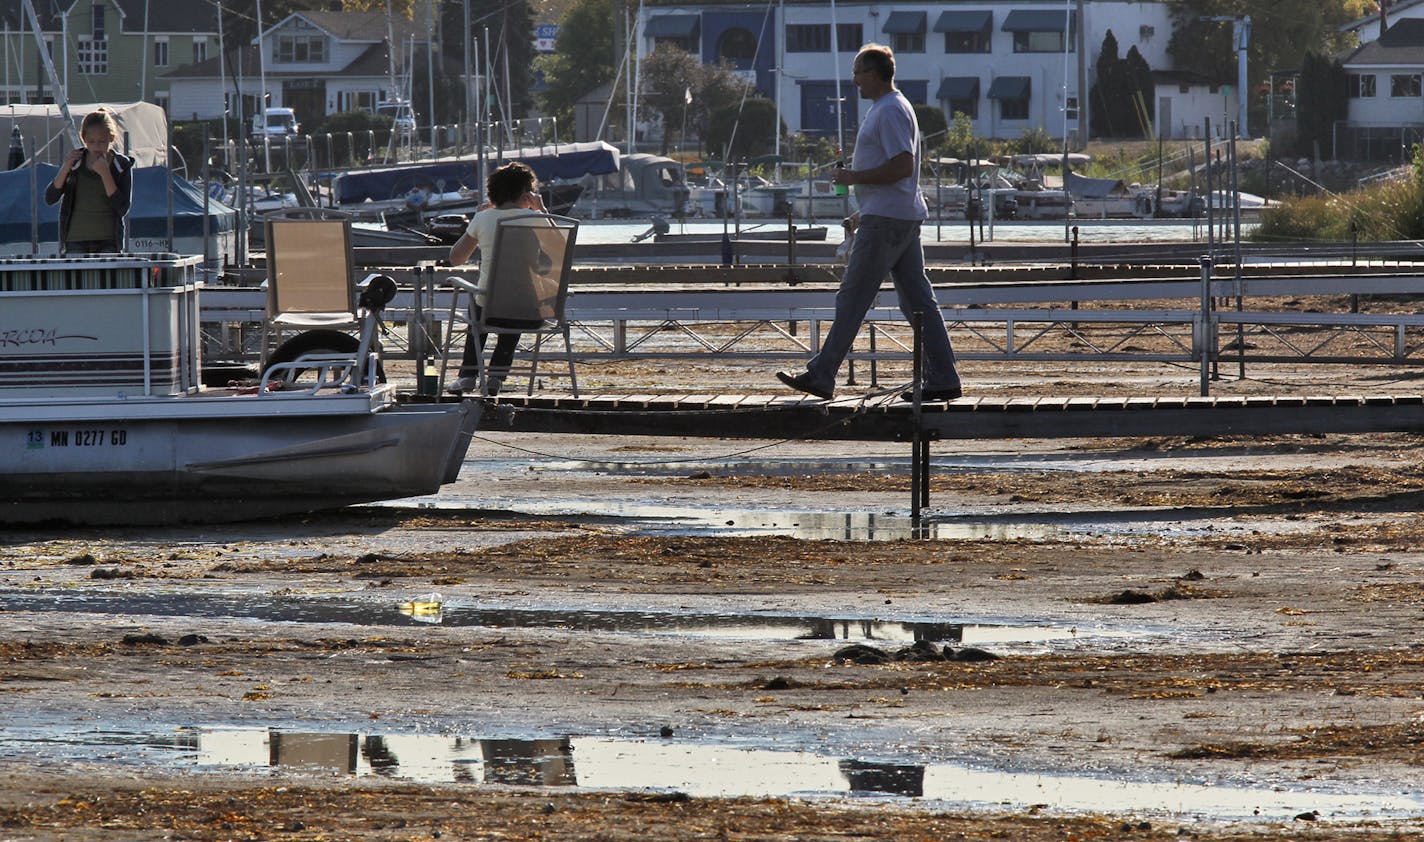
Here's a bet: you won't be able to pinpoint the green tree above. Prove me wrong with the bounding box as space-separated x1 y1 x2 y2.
914 103 947 147
691 62 754 156
1294 50 1348 157
639 45 703 155
1166 0 1367 133
1011 126 1055 155
941 111 977 160
536 0 618 131
1123 46 1154 135
1090 30 1125 137
705 98 783 162
441 0 537 122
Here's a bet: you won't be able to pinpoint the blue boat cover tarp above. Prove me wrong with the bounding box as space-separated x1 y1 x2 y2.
333 141 621 205
0 164 237 248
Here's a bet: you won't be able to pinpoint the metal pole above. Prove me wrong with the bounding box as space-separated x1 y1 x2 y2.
28 139 37 253
1204 118 1214 263
909 311 926 525
1199 256 1212 396
1230 124 1244 381
427 0 436 160
166 123 174 253
202 133 212 272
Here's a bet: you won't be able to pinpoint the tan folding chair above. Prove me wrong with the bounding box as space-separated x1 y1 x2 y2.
260 207 384 391
442 213 580 396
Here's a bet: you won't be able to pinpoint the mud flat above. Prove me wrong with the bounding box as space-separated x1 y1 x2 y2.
4 357 1424 840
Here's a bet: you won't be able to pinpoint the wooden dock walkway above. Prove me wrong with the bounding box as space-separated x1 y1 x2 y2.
468 392 1424 442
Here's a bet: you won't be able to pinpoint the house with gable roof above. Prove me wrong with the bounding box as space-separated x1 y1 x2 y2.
162 9 417 128
1 0 216 109
1339 17 1424 159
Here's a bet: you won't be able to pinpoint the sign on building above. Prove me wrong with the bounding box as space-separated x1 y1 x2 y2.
535 24 558 53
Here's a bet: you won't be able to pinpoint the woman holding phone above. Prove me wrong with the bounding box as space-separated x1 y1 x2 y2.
45 107 134 254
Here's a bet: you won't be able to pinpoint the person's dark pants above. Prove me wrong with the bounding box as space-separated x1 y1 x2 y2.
458 305 542 394
66 239 120 254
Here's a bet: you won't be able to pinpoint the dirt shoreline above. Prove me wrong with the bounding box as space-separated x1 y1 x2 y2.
7 351 1424 838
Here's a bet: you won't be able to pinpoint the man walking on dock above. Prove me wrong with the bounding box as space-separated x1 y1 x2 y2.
777 43 962 402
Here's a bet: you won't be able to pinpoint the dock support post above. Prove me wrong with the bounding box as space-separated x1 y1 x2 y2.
1199 256 1213 396
909 312 929 527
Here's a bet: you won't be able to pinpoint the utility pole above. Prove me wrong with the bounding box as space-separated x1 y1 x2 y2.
1205 14 1250 138
1075 0 1087 144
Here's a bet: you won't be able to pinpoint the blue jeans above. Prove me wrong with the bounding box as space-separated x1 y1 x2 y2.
804 215 960 392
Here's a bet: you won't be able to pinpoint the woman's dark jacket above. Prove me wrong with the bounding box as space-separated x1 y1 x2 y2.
43 152 135 251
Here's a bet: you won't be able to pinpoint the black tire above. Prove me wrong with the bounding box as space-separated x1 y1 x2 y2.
265 329 385 385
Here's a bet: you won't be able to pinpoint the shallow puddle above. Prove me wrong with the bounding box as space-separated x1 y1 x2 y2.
5 725 1416 822
0 589 1128 646
395 501 1069 540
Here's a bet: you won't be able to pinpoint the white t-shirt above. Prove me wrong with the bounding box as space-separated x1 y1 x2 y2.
851 89 927 221
462 207 541 306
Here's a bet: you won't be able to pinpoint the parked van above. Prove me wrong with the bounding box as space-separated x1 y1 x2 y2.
251 107 299 141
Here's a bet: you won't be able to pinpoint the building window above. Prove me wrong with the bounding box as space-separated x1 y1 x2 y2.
154 92 169 112
891 32 924 54
153 38 169 67
786 23 861 53
276 35 325 63
91 5 105 38
193 38 208 65
836 24 862 51
1065 95 1078 120
787 24 829 52
77 36 108 75
945 31 990 53
949 98 977 119
1350 74 1376 98
341 90 378 112
1014 30 1067 53
717 27 758 69
1000 97 1029 119
1391 74 1420 98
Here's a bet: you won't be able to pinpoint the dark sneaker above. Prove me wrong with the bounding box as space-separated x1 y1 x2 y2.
776 370 834 400
900 386 962 402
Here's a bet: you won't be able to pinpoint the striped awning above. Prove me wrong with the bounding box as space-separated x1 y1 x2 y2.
987 76 1031 99
933 10 993 33
936 77 980 100
882 11 927 34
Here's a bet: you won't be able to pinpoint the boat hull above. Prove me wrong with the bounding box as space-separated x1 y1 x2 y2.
1 400 479 525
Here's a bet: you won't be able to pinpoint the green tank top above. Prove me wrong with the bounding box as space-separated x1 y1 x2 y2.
65 165 115 243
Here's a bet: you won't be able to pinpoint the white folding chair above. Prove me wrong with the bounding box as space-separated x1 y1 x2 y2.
442 213 579 396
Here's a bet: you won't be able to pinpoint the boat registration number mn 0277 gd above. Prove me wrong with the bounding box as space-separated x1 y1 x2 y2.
27 428 128 448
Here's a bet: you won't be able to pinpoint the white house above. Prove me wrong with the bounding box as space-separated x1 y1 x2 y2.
1341 0 1424 46
1152 70 1240 140
1339 17 1424 159
162 10 416 127
634 0 1177 143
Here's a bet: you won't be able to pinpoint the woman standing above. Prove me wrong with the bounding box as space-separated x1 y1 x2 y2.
45 107 134 254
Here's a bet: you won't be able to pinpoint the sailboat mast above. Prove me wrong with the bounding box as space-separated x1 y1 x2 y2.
386 0 396 94
140 0 149 101
829 0 842 155
217 0 229 157
20 0 78 145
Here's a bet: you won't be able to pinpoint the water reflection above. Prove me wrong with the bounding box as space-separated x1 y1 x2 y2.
400 502 1064 541
57 727 1424 820
0 589 1105 645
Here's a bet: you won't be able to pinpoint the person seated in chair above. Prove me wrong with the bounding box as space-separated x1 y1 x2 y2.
447 161 547 395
